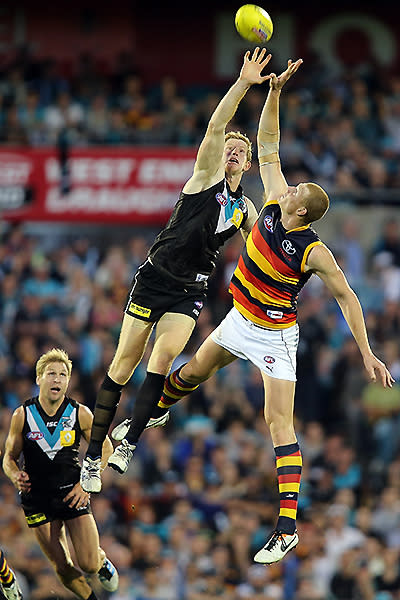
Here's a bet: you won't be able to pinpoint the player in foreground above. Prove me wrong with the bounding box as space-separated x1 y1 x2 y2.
110 58 394 564
80 48 273 493
3 349 118 599
0 548 22 600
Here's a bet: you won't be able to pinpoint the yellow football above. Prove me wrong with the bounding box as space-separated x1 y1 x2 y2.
235 4 273 44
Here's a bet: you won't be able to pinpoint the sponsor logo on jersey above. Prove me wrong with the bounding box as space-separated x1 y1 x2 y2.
264 356 275 364
46 421 58 428
27 431 44 441
194 301 204 310
216 192 228 206
267 310 284 319
282 239 296 255
60 430 76 446
129 302 151 318
193 309 200 316
264 215 274 232
231 207 243 228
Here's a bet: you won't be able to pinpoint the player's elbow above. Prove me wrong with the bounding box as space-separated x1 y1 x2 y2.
207 118 225 136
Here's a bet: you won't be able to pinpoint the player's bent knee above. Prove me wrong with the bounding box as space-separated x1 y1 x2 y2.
77 558 99 574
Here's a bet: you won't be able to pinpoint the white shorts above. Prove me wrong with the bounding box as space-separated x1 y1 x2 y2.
210 307 299 381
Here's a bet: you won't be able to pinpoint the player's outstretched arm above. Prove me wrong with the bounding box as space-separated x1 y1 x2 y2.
307 244 395 387
187 48 272 190
258 59 303 202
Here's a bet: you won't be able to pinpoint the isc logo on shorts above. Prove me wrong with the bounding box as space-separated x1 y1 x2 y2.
129 302 151 318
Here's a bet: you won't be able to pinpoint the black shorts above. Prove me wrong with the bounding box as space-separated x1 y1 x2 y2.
125 260 207 323
20 485 91 528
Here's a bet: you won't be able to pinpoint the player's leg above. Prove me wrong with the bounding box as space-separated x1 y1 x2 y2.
108 312 197 473
66 514 118 593
0 549 22 600
254 374 301 564
33 520 97 600
87 313 153 457
81 313 153 492
149 333 238 422
153 310 244 416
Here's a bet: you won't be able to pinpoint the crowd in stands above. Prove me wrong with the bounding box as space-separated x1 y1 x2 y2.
0 48 400 193
1 45 400 600
0 213 400 599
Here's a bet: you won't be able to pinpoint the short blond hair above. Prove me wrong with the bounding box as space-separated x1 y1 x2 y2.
36 348 72 379
303 183 330 224
225 131 252 162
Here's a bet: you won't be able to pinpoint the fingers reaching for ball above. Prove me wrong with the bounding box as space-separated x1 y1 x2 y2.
241 48 272 85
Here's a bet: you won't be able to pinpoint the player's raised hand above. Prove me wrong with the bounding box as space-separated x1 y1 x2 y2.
240 47 272 85
269 58 303 91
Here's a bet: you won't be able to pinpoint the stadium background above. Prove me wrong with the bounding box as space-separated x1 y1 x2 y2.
1 1 400 598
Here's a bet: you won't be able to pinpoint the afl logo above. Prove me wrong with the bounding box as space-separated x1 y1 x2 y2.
264 356 275 364
282 239 296 255
216 193 228 207
264 215 274 232
27 431 44 441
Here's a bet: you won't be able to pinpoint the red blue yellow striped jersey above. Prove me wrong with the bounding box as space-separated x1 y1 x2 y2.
229 199 323 329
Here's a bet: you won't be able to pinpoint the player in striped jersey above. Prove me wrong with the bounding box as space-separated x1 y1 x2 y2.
110 59 394 563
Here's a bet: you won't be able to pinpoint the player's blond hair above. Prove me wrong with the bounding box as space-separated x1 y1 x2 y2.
303 183 330 224
36 348 72 379
225 131 252 162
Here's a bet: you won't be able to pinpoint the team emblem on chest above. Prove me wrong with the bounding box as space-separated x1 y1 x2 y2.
282 239 296 255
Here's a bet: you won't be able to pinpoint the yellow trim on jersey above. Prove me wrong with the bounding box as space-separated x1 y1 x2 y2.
233 300 295 330
261 198 279 209
286 224 310 233
246 233 300 285
234 265 292 308
300 241 323 272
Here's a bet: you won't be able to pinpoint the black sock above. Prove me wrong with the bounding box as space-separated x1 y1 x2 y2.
125 372 166 445
87 375 123 459
151 404 168 418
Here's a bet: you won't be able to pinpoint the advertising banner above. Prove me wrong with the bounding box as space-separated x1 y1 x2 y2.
0 148 196 224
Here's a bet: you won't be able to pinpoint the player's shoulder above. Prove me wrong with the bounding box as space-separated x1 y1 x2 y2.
305 242 335 270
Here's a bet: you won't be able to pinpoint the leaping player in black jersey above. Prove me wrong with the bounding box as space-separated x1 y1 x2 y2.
110 59 394 564
2 349 118 600
80 48 273 493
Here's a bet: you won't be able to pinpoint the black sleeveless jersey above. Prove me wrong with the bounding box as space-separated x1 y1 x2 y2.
21 396 82 495
230 200 323 329
148 179 248 284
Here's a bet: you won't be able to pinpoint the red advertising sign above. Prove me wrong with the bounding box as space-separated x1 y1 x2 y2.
0 148 197 224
